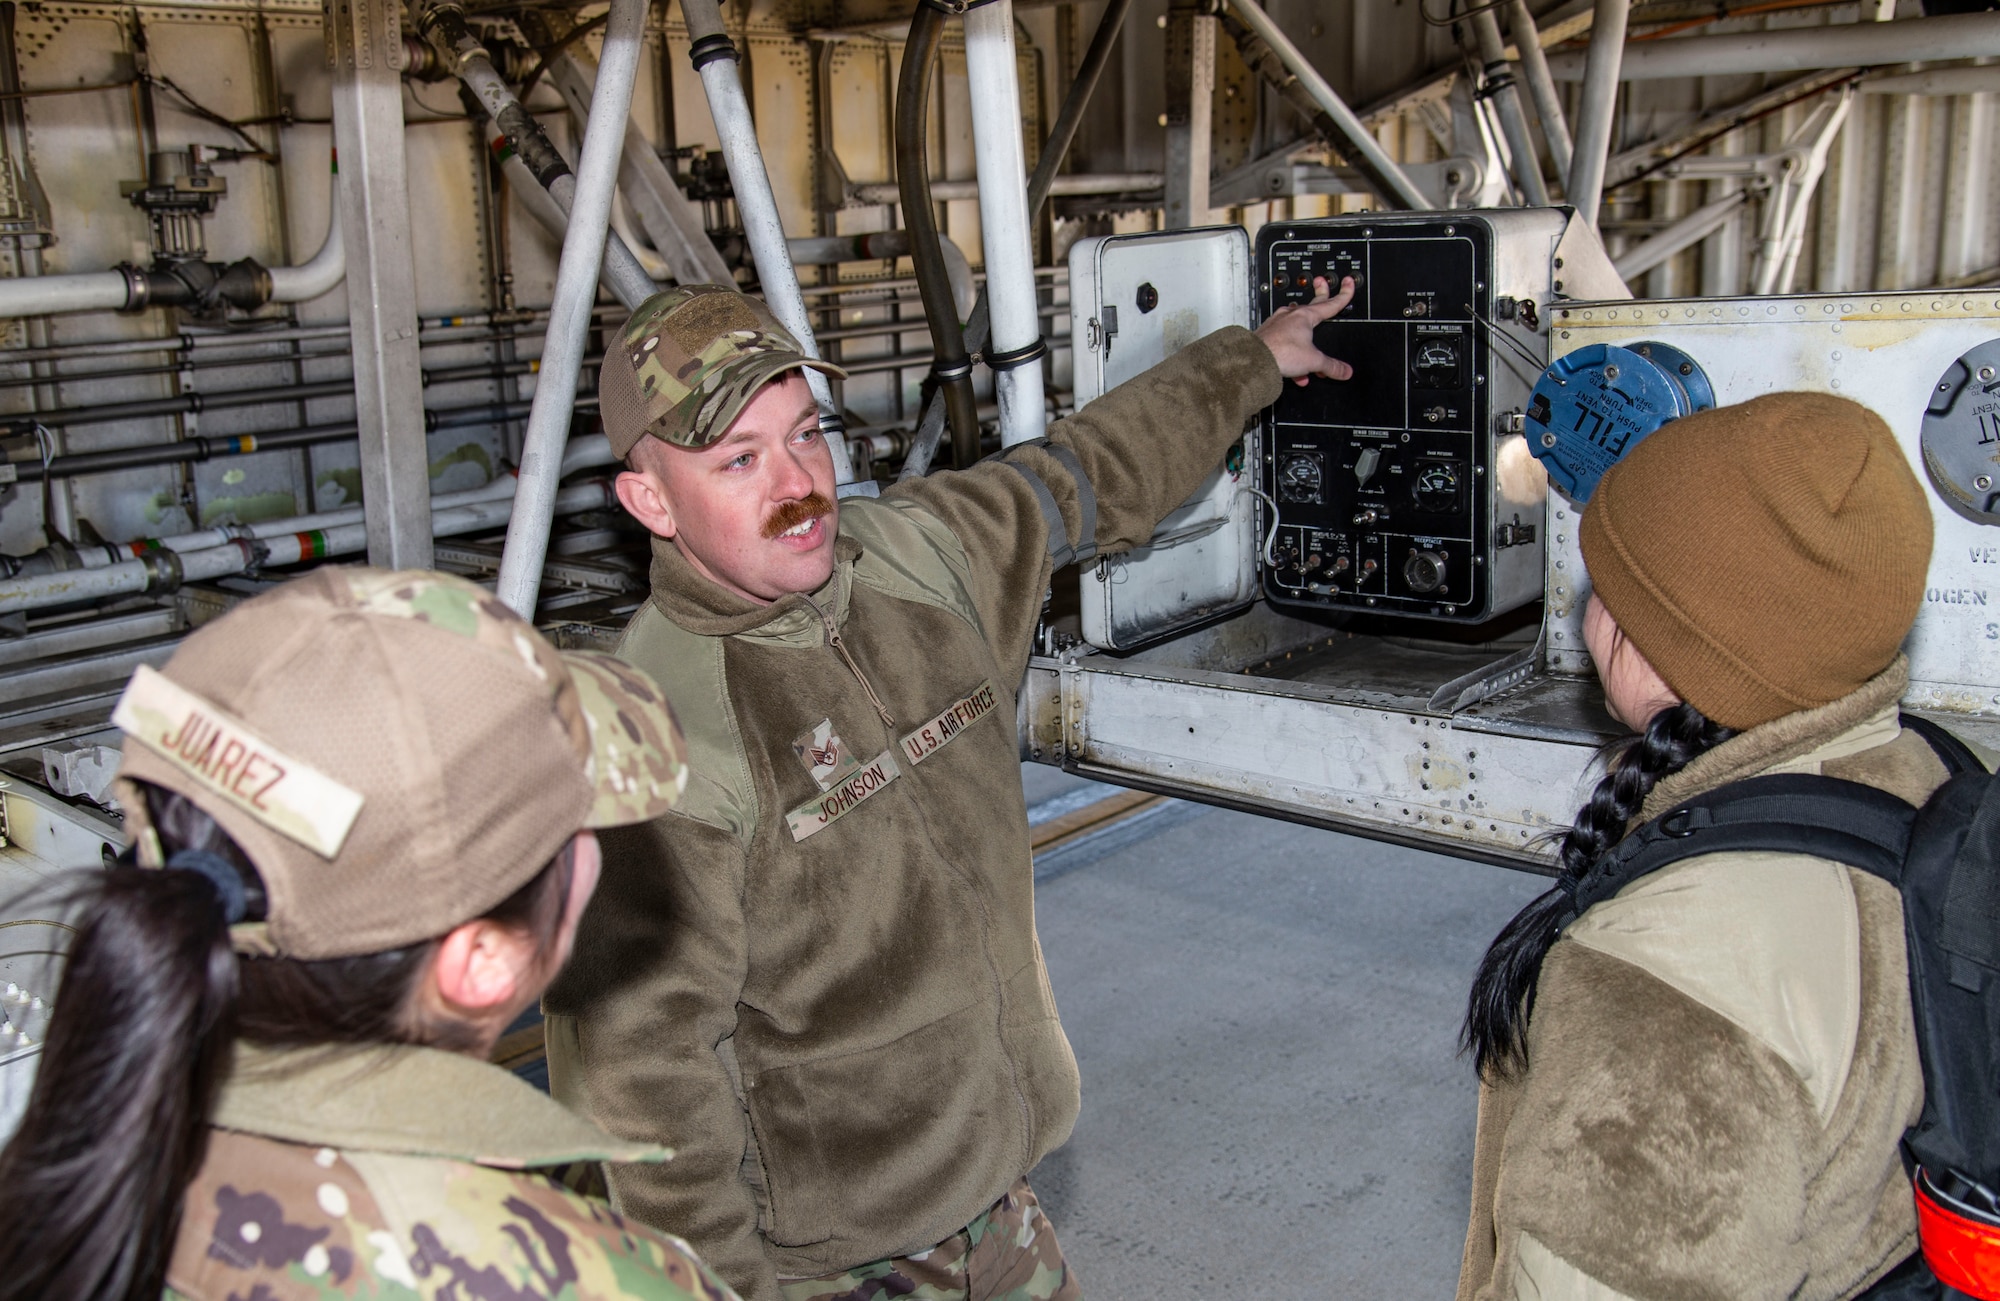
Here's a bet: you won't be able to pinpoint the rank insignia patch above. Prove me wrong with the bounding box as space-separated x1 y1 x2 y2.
794 717 862 792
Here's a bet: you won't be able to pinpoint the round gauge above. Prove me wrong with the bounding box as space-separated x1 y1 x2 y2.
1412 460 1460 512
1278 453 1324 502
1416 341 1457 370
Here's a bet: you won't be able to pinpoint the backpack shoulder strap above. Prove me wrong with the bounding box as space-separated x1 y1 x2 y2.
1568 774 1919 918
1900 710 1983 777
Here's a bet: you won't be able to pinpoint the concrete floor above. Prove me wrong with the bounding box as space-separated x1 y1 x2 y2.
1021 765 1547 1299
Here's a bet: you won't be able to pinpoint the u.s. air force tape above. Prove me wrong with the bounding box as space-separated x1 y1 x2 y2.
113 665 365 859
899 679 999 767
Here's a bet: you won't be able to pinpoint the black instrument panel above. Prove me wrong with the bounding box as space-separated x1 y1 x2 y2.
1258 221 1493 618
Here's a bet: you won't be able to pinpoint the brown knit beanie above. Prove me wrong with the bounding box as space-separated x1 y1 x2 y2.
1580 391 1933 731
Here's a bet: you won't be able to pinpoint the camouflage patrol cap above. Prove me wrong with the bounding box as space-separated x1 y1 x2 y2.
598 284 847 457
111 567 688 960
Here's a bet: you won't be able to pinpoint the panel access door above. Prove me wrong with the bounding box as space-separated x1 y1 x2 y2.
1069 225 1257 650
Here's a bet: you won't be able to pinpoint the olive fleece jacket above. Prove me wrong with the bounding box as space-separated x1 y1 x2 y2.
543 325 1282 1301
1457 661 1945 1301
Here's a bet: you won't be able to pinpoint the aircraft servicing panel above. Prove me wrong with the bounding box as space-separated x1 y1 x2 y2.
1545 293 2000 721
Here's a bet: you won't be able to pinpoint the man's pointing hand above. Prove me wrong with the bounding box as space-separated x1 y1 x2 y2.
1255 275 1357 387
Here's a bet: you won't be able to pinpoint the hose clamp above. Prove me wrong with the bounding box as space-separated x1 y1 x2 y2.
1476 63 1516 99
984 337 1048 372
689 33 739 69
931 358 975 383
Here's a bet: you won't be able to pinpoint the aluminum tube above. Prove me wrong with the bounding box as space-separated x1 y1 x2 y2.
1471 7 1550 206
268 156 346 303
497 146 655 307
494 0 644 618
964 0 1046 448
1567 0 1630 229
1862 65 2000 95
0 481 617 615
1220 0 1431 209
1506 0 1572 181
81 441 613 570
1610 188 1749 278
429 5 652 311
0 307 603 368
853 173 1165 204
0 271 129 318
680 0 855 484
1545 12 2000 80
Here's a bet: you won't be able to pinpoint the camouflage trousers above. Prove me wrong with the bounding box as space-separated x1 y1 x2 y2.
779 1178 1081 1301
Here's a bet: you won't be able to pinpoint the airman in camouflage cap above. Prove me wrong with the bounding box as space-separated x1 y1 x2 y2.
113 566 689 959
598 283 846 457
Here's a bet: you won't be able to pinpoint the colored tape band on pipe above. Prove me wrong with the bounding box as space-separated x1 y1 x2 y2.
294 531 328 562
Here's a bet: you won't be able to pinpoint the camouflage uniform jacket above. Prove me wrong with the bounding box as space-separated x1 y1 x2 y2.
544 326 1283 1301
165 1042 742 1301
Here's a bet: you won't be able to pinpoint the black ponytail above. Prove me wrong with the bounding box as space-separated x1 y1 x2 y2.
1462 702 1736 1083
0 786 247 1301
0 783 575 1301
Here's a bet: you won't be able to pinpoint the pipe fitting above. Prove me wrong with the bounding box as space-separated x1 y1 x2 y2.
137 546 183 597
984 337 1047 371
496 102 571 189
687 33 738 70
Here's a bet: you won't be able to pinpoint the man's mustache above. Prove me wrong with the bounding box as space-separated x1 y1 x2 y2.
763 493 835 539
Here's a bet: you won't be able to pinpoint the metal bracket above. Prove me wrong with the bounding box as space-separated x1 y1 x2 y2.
1427 635 1542 713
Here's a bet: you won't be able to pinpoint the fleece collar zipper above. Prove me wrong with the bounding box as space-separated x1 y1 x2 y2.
800 591 895 729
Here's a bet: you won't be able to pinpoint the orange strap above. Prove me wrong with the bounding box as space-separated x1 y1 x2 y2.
1916 1172 2000 1299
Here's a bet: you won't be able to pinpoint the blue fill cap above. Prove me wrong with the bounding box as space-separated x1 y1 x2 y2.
1525 342 1714 502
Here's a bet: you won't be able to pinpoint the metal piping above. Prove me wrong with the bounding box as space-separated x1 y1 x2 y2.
897 0 1131 479
785 231 978 322
268 159 346 303
852 173 1163 204
1567 0 1630 229
1469 7 1549 206
548 49 735 286
1506 0 1571 181
0 479 619 617
678 0 855 484
1862 65 2000 96
0 305 611 367
0 154 345 319
492 0 644 618
896 3 982 470
4 395 603 487
1546 12 2000 81
2 436 615 578
1219 0 1431 210
964 0 1046 449
418 2 654 312
1610 188 1748 279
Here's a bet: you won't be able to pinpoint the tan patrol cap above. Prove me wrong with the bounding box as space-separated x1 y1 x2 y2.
598 284 846 457
111 567 688 960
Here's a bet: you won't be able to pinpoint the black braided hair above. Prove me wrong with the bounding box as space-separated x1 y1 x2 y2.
1462 702 1736 1082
